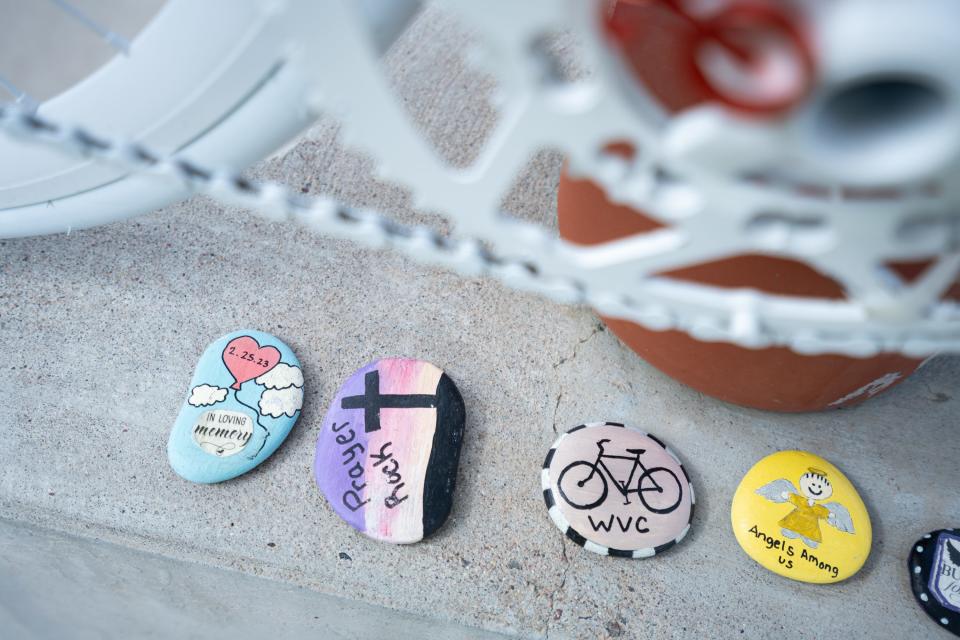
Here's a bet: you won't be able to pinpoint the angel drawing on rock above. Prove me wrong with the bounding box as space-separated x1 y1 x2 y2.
756 468 855 549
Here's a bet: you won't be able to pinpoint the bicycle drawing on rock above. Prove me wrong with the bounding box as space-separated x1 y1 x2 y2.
557 438 683 514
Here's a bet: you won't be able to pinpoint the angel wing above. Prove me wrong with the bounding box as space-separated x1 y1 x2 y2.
823 502 855 534
755 479 798 503
946 540 960 567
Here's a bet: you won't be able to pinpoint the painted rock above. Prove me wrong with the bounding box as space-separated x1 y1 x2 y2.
314 358 465 544
908 529 960 636
168 330 303 483
541 422 694 558
731 450 871 583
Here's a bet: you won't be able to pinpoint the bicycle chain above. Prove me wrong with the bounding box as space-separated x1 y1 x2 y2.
1 103 959 358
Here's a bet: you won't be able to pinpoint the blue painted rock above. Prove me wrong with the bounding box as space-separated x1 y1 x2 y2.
168 330 303 483
314 358 465 544
909 529 960 636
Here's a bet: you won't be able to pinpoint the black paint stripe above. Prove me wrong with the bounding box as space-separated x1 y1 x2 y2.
654 540 676 555
543 489 556 509
568 424 587 433
340 370 439 433
680 464 691 483
543 447 555 470
646 433 666 448
606 422 624 427
340 393 437 409
420 373 466 538
608 547 633 558
566 528 587 547
688 502 695 523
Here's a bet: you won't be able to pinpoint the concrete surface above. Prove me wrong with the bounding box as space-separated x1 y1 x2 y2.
0 518 505 640
1 5 959 640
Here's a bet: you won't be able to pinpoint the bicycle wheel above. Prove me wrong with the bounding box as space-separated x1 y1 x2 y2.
637 466 683 514
0 0 418 238
557 460 608 511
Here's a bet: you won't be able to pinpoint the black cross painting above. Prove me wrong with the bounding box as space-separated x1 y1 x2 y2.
341 369 438 432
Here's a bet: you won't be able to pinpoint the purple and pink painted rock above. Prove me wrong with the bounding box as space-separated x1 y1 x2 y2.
314 358 466 544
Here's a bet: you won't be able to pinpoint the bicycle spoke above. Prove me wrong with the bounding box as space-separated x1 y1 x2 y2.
49 0 131 55
0 74 38 113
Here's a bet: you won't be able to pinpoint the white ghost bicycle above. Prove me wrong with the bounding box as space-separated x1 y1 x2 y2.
1 0 958 364
0 0 421 238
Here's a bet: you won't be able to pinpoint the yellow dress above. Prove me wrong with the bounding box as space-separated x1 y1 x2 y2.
779 494 829 543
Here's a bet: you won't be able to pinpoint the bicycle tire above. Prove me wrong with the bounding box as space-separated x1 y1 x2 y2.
557 460 608 511
0 0 419 239
637 466 683 514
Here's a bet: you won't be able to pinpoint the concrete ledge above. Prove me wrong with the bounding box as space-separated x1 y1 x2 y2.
0 518 506 640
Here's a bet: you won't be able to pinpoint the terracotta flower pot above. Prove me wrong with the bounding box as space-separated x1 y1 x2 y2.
555 0 958 412
557 173 957 412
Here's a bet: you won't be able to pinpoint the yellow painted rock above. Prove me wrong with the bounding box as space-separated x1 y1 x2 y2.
731 450 871 583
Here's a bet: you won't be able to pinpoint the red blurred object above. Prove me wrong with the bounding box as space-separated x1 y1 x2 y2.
605 0 815 114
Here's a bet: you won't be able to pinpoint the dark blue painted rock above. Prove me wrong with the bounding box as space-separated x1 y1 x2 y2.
909 529 960 636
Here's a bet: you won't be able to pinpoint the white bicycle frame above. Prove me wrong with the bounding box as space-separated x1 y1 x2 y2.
0 0 418 238
1 0 958 359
